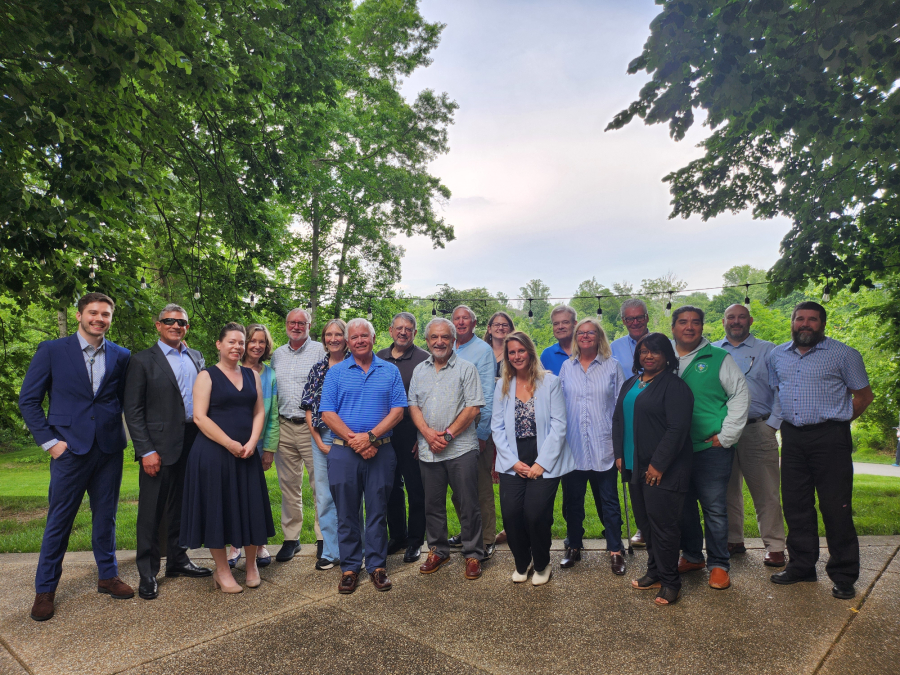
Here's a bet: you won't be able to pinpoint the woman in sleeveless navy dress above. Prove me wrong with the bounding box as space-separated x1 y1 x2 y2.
181 323 274 592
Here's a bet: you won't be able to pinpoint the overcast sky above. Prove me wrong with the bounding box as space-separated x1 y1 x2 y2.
395 0 792 300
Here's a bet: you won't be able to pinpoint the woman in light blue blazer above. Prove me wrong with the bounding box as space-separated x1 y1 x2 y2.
491 331 575 585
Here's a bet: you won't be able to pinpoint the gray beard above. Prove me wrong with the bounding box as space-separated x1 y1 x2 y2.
792 328 825 346
725 327 749 342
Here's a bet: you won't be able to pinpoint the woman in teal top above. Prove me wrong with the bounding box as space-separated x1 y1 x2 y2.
229 324 279 568
613 333 694 605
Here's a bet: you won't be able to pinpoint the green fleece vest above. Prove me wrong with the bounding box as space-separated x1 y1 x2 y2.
680 343 729 452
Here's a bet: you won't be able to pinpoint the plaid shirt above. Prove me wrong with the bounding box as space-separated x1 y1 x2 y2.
767 337 869 426
270 338 325 419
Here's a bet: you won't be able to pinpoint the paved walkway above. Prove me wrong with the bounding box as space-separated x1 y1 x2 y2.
853 461 900 477
1 537 898 674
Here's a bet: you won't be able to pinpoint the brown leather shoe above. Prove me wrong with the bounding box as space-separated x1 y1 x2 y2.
338 571 359 594
610 553 626 576
630 530 647 548
677 557 706 574
727 542 747 554
764 551 786 567
419 548 450 574
495 530 508 545
97 576 134 599
709 568 731 589
465 557 483 580
31 592 55 621
369 568 392 591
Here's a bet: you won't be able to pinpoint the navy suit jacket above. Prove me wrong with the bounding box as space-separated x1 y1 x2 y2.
19 334 131 455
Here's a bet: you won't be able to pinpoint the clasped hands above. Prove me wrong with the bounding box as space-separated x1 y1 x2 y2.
226 439 257 459
421 427 449 454
346 432 378 459
513 460 544 480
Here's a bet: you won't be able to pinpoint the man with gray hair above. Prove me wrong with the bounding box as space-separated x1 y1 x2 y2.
270 308 325 562
124 304 211 600
377 312 429 563
410 317 486 580
540 305 578 375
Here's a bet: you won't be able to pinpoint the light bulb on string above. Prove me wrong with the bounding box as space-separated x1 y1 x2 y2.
431 299 436 316
596 296 603 318
822 283 831 302
744 284 751 307
367 300 372 322
193 286 201 300
306 298 312 310
665 291 673 317
527 299 533 318
89 257 96 279
250 293 256 307
140 270 147 289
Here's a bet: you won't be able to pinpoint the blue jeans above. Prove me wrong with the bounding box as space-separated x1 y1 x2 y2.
313 429 340 563
679 447 734 571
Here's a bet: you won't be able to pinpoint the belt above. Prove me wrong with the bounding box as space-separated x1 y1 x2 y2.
746 415 770 425
332 437 391 448
782 420 848 432
280 415 306 425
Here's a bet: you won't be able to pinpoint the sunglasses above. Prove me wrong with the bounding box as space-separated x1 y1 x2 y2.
160 318 188 327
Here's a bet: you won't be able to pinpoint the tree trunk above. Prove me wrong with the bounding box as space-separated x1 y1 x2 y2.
309 200 321 334
57 309 67 338
332 218 355 319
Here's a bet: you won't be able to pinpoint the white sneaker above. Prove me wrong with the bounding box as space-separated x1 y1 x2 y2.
512 569 529 583
532 565 552 586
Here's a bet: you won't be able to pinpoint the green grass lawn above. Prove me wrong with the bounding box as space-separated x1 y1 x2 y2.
2 440 899 553
852 444 899 466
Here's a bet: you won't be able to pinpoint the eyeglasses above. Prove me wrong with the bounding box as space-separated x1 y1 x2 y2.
575 330 598 338
623 315 649 324
287 321 309 327
490 322 511 330
160 318 188 327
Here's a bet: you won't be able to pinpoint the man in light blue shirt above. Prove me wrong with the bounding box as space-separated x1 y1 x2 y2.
450 305 498 555
540 305 577 375
610 298 651 376
713 304 786 567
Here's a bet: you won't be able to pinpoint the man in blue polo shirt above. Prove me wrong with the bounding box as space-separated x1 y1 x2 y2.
540 305 578 375
320 318 407 595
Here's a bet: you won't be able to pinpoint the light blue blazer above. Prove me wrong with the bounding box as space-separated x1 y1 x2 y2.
491 373 575 479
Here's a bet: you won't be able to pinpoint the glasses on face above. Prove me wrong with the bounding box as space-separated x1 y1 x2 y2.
287 321 308 328
490 322 510 330
552 320 573 328
639 349 660 358
576 330 598 338
394 327 413 334
160 318 188 327
623 315 649 325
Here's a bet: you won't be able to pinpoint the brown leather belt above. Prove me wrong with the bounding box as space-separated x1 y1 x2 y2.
280 415 306 424
746 415 770 425
331 437 390 448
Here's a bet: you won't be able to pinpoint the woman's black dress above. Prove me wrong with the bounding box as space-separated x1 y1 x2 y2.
181 365 275 549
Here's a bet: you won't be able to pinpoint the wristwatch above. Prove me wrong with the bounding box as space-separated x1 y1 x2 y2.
442 430 453 443
367 431 378 444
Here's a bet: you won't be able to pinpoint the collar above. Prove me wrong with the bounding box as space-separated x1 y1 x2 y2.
455 334 484 350
721 334 757 349
76 331 106 353
349 352 380 369
675 337 710 359
788 336 830 353
157 339 186 355
426 352 457 368
386 342 417 361
287 338 311 353
552 342 570 355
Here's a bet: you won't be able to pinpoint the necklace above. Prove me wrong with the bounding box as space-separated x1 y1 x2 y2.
638 373 658 389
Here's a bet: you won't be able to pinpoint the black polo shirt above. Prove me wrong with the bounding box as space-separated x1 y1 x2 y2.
375 343 430 393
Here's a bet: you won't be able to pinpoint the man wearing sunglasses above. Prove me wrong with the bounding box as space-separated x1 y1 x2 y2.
713 304 786 568
124 304 211 601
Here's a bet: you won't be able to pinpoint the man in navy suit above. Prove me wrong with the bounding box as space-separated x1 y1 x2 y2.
19 292 134 621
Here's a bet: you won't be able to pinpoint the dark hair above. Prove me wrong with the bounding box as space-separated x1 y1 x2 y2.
77 292 115 313
218 322 245 341
671 304 705 327
792 301 827 323
631 332 680 375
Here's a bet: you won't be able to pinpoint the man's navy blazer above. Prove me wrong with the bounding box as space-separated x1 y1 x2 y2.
19 334 131 454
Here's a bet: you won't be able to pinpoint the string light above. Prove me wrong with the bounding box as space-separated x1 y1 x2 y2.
193 286 201 300
249 293 256 307
367 300 373 321
140 269 147 289
744 284 751 306
431 299 437 316
527 299 533 318
88 257 96 279
596 295 603 318
665 291 673 317
306 298 312 310
822 283 831 302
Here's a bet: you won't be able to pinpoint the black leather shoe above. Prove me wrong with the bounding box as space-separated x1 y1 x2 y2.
276 540 301 562
403 545 421 563
448 534 463 548
387 538 405 555
770 568 818 585
484 543 496 560
165 561 212 578
560 547 581 569
832 582 856 599
138 576 158 600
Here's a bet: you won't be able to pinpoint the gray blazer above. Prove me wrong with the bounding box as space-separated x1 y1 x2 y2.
123 343 204 465
491 373 575 479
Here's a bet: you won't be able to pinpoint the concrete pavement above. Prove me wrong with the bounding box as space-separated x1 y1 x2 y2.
1 538 898 675
853 461 900 478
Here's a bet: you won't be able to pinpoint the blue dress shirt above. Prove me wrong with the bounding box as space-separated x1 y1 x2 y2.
610 334 639 376
455 335 495 441
713 335 782 429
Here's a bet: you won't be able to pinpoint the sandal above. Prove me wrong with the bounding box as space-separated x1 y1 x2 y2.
632 575 661 590
655 586 681 605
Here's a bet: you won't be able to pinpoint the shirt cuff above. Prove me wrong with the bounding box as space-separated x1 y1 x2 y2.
141 450 158 458
41 438 60 451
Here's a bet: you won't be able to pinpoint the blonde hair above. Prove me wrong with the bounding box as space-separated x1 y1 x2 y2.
571 317 612 360
242 323 274 363
322 318 349 354
500 331 545 398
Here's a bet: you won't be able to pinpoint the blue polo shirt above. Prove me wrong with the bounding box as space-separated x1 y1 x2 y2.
319 353 407 434
610 334 639 376
539 343 571 376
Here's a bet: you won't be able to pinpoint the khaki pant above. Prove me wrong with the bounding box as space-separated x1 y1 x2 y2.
275 420 321 541
727 421 785 552
451 437 497 547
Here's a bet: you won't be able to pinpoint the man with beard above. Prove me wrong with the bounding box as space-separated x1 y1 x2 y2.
767 301 873 600
713 304 786 567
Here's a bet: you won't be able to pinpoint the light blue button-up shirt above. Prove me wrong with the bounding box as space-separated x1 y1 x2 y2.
455 334 494 441
610 334 640 376
713 335 782 429
158 340 198 421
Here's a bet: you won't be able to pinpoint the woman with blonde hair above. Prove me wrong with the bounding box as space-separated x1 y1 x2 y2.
558 317 627 575
491 331 574 585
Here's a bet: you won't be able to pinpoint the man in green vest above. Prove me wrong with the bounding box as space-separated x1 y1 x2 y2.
671 306 749 591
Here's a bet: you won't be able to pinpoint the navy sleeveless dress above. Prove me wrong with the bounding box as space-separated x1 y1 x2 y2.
180 365 275 549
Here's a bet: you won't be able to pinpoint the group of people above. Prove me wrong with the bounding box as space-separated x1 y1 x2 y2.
18 291 873 619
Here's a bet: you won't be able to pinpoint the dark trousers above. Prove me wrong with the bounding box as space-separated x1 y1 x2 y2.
328 442 396 574
781 421 859 584
420 450 483 560
386 420 426 546
630 482 686 591
36 443 123 593
499 472 561 574
680 446 734 571
136 423 198 580
563 467 623 551
451 437 498 546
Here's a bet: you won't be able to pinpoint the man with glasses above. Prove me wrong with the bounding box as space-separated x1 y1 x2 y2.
610 298 651 547
540 305 578 375
271 308 325 562
713 304 786 568
376 312 429 563
125 304 211 601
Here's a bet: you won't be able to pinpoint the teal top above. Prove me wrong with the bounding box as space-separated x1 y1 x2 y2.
621 379 646 471
258 363 280 453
